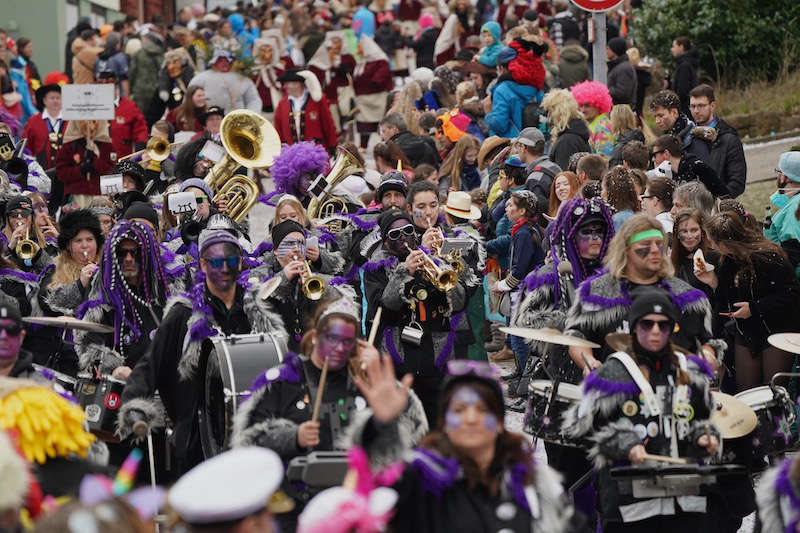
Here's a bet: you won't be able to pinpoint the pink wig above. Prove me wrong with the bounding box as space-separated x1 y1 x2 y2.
570 81 613 115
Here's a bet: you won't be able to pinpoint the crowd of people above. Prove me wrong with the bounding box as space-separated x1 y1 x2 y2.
0 0 799 532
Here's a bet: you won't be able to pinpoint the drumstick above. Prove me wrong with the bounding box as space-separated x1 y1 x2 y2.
311 357 329 424
367 307 382 346
641 453 688 465
580 352 593 371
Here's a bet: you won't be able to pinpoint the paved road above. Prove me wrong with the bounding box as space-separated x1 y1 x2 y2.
745 135 800 183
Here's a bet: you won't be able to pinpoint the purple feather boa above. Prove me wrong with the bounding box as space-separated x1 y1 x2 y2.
76 298 105 320
579 270 707 311
36 367 78 403
330 263 360 286
0 268 39 283
411 448 460 498
509 462 531 513
245 352 303 398
775 458 800 533
343 213 377 231
434 311 465 370
685 354 714 378
251 241 274 257
363 256 398 273
258 191 281 207
383 328 402 364
582 370 639 396
523 269 558 293
316 226 336 245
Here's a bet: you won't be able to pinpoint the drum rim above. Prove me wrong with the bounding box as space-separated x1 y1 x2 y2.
76 372 126 385
528 379 583 401
734 385 780 408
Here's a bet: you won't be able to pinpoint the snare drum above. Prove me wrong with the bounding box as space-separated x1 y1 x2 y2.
33 364 78 397
75 373 126 442
199 332 287 458
524 380 583 447
733 385 797 458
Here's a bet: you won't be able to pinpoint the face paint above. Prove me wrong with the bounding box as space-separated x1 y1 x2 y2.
452 386 481 405
635 317 671 352
633 242 664 259
317 321 356 370
0 319 22 361
445 410 462 429
483 413 499 432
576 224 605 259
276 237 306 259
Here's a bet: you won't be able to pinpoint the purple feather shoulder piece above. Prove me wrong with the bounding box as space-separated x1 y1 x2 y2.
583 370 639 396
245 351 303 397
411 448 460 498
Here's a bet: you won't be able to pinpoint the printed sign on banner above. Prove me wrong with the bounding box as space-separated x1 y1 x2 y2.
62 84 115 120
168 191 198 214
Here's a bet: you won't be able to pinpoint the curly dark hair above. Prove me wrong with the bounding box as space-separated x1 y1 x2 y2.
649 90 681 111
602 166 640 213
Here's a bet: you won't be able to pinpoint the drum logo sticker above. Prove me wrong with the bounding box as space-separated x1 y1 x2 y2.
81 383 97 395
622 401 638 417
673 402 694 422
104 393 121 410
85 404 101 423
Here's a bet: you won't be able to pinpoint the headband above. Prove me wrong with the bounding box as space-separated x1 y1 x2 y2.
629 229 664 245
317 298 359 326
90 206 115 217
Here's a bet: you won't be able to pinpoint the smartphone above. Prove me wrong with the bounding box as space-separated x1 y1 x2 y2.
306 235 319 250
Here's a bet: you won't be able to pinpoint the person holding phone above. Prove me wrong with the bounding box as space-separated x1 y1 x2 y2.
697 212 800 392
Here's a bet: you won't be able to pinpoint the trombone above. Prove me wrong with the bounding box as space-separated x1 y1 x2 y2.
294 254 326 301
118 137 179 166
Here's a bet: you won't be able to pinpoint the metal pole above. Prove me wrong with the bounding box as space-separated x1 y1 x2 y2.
592 12 608 85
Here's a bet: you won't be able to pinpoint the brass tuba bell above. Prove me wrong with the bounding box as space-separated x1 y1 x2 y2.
307 145 364 231
205 109 281 222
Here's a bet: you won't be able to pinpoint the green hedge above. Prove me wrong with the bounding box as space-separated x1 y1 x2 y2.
632 0 800 82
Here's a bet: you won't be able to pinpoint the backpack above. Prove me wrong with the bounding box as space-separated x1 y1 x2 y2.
522 101 549 139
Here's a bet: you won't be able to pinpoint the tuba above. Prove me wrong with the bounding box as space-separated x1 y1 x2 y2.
295 254 327 300
205 110 281 222
307 145 364 232
405 244 458 292
16 223 39 261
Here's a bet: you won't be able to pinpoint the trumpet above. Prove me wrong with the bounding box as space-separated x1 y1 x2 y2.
404 244 458 293
443 250 465 276
118 137 178 165
16 222 39 261
294 255 326 301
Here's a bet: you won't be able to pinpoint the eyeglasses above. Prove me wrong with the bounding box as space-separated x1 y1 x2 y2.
194 195 209 205
637 319 674 333
386 224 415 241
115 248 140 260
321 332 356 349
8 209 31 219
0 324 22 336
650 150 665 158
202 255 240 269
447 359 502 381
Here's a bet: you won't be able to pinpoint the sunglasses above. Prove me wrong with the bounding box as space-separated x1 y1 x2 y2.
447 359 502 381
386 224 415 241
0 324 21 336
651 150 665 158
637 319 674 333
8 209 31 219
194 195 209 205
320 331 357 349
203 255 240 269
639 194 656 200
115 248 140 260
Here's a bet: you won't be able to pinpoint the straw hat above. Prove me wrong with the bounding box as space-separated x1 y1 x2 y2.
477 136 510 170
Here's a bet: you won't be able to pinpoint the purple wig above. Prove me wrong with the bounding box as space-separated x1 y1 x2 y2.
270 142 329 197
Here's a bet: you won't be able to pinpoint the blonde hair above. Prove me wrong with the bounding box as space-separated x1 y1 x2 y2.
609 105 639 136
439 135 481 191
49 251 99 290
455 81 478 107
626 47 641 65
603 213 674 279
273 196 310 228
388 83 424 136
541 89 583 140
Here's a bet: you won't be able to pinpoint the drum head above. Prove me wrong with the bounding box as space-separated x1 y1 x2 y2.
528 380 582 402
734 386 775 410
200 333 287 458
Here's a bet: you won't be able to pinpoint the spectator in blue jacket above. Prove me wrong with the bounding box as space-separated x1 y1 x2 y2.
484 47 537 139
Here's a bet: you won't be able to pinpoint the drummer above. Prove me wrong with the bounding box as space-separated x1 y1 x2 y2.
563 214 725 376
118 229 285 477
563 289 720 532
510 196 614 514
231 297 427 531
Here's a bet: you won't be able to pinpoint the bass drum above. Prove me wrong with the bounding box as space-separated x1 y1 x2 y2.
199 332 287 458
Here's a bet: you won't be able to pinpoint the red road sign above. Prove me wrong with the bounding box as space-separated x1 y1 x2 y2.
569 0 623 12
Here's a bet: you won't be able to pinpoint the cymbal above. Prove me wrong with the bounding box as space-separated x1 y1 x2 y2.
258 275 283 301
500 327 601 348
23 316 114 333
768 333 800 355
710 391 758 439
605 333 692 356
